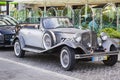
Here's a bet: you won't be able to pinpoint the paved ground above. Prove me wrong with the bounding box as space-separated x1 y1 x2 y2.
0 47 120 80
0 57 79 80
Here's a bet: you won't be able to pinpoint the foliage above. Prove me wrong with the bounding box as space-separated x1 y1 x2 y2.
47 8 56 16
100 28 120 39
81 5 92 16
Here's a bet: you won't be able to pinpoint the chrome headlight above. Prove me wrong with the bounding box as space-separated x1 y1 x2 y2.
76 36 81 42
97 37 102 46
0 32 4 42
100 32 108 41
0 33 3 36
87 43 91 47
74 34 82 43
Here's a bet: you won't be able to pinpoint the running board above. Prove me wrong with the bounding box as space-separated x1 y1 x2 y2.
22 42 64 53
23 47 42 53
75 51 119 59
23 46 57 53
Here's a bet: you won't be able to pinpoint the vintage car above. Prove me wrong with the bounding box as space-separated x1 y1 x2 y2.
13 17 119 71
0 15 18 47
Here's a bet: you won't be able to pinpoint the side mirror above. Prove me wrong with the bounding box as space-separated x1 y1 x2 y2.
35 24 40 29
38 24 43 31
15 24 23 32
34 24 39 29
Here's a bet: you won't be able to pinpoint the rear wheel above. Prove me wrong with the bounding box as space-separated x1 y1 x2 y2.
43 32 54 49
103 55 118 66
14 39 25 58
60 46 75 71
103 46 118 66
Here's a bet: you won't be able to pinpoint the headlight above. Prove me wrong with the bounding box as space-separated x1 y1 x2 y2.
0 33 3 36
100 32 108 41
12 29 16 33
75 36 81 43
87 43 91 47
74 34 82 43
97 37 102 46
74 35 82 43
0 32 4 42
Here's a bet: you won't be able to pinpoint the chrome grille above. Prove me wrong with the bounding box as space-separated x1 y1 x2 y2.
82 32 90 47
4 34 13 40
91 31 98 47
81 31 97 48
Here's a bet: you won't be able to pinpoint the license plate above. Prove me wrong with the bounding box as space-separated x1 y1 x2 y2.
92 56 107 62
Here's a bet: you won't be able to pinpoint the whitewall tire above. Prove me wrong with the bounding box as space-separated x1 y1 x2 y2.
60 46 75 71
43 32 54 49
14 40 25 58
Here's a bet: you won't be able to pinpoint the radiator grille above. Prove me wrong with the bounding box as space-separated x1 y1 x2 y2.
81 31 97 49
4 34 14 40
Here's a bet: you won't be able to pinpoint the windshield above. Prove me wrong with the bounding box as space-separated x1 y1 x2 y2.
43 18 73 29
0 20 12 26
0 15 18 26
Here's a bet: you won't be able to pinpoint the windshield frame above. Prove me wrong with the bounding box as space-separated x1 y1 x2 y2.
42 17 73 29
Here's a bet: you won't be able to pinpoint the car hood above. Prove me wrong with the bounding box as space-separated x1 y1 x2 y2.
48 28 91 41
50 28 89 34
0 26 15 34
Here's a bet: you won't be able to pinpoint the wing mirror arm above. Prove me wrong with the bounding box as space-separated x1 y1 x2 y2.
38 25 44 31
15 24 24 32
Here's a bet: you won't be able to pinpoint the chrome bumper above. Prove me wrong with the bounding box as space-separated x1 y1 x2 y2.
75 51 119 59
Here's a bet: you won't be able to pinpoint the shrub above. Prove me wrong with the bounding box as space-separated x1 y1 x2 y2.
100 28 120 39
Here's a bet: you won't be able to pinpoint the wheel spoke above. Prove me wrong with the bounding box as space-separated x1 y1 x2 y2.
43 33 52 49
61 49 69 68
60 47 75 71
14 41 20 56
14 40 25 58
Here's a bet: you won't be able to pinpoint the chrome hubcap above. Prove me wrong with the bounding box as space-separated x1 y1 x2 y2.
14 41 20 56
60 49 69 68
43 34 51 49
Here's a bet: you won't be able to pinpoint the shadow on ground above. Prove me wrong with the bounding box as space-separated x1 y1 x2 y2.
21 53 112 72
0 47 14 51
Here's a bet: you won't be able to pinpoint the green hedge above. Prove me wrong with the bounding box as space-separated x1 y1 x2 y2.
100 28 120 39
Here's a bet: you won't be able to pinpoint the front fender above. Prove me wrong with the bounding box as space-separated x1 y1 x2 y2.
13 35 25 49
102 39 117 51
59 40 88 54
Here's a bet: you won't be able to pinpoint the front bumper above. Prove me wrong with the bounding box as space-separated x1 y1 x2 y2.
75 51 119 59
0 34 14 47
0 40 13 47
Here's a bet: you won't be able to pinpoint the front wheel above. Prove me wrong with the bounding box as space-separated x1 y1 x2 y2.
14 39 25 58
60 46 75 71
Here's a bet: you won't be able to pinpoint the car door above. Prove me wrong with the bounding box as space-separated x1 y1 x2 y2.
25 27 44 48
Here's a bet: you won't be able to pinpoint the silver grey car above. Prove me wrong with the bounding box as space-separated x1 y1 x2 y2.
13 17 119 71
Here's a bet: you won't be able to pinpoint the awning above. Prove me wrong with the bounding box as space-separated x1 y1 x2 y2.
13 0 120 6
0 2 18 5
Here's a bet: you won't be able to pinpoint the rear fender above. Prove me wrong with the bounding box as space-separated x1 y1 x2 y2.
102 39 117 51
